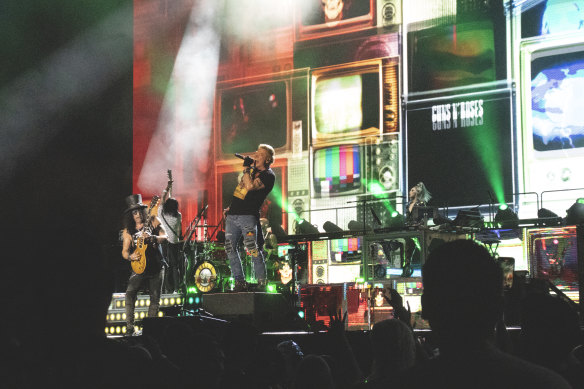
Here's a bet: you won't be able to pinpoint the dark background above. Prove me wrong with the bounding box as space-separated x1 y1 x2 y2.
2 0 133 333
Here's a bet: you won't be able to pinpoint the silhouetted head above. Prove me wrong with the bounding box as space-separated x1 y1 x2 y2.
422 240 503 343
520 293 582 366
369 319 416 379
292 354 334 389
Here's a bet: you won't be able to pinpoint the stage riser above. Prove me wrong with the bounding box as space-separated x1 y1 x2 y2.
201 292 299 332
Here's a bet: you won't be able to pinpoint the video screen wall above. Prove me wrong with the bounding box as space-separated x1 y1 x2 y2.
406 88 514 208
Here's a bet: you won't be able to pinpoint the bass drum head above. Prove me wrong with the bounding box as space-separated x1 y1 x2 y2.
190 261 231 293
193 261 219 293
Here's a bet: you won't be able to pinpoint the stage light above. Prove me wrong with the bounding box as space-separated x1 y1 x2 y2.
323 221 343 233
566 201 584 225
297 310 305 319
538 208 558 218
266 283 277 293
295 219 319 235
494 206 518 228
454 208 484 228
348 220 372 232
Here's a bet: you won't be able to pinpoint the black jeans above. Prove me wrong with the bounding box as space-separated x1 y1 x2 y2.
125 267 164 333
163 242 184 293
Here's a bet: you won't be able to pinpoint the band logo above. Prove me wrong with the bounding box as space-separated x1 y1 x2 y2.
431 99 484 131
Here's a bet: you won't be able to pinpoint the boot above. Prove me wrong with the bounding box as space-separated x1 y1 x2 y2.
233 279 248 292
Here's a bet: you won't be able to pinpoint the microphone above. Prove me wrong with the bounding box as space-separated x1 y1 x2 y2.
234 153 255 167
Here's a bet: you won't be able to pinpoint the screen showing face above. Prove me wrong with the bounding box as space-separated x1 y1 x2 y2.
313 72 380 138
220 82 287 155
406 90 514 208
299 0 371 26
409 20 497 92
313 144 362 197
531 52 584 152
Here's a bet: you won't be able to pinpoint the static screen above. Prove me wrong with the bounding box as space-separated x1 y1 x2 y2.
313 72 379 136
406 90 513 208
220 82 287 155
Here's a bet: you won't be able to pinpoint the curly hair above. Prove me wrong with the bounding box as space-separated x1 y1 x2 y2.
123 208 147 234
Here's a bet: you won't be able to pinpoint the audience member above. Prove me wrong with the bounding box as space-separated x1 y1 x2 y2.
359 319 416 388
519 292 584 388
392 239 572 389
292 354 335 389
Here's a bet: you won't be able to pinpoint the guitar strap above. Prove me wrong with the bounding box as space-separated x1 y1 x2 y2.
161 212 181 241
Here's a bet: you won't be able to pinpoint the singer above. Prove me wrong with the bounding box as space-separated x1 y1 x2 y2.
224 144 276 292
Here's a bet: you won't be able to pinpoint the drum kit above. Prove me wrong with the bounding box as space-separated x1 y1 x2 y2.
179 216 286 293
181 215 230 293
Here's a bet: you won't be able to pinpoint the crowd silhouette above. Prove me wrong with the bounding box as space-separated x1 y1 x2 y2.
5 233 584 388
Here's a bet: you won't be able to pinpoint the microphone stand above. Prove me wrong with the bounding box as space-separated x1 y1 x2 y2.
487 191 495 227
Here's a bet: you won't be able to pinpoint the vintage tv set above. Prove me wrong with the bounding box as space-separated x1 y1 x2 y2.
295 0 374 41
217 162 287 232
519 35 584 204
215 69 309 163
311 58 399 145
406 87 514 209
528 226 581 304
367 238 422 279
408 18 506 93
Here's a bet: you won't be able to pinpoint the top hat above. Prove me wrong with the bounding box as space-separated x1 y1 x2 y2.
124 194 147 213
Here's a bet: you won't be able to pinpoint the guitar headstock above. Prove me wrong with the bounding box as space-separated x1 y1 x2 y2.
167 169 173 190
149 195 160 214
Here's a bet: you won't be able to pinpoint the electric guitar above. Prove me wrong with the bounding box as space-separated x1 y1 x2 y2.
131 195 160 274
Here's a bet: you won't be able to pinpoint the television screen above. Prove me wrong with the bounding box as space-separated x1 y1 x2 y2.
406 88 514 208
521 41 584 199
330 237 362 263
521 0 584 38
531 52 584 152
313 72 380 140
296 0 374 41
220 81 287 156
528 226 580 304
313 144 363 197
408 20 499 92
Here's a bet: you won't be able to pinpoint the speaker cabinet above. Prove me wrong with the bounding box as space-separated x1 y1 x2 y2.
201 292 297 331
312 263 328 284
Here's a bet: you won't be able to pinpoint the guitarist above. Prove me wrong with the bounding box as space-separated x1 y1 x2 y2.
158 171 183 294
121 194 167 336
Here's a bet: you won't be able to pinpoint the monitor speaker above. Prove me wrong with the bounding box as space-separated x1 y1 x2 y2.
312 264 328 284
369 138 399 192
